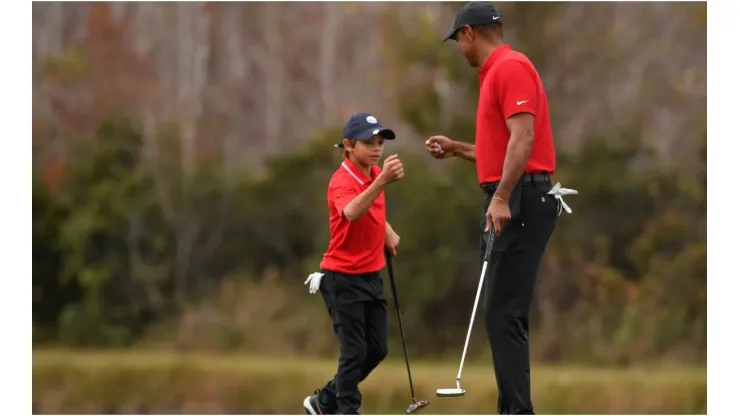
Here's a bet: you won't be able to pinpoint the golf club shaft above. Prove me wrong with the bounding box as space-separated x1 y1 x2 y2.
455 260 488 382
455 230 496 383
385 249 417 400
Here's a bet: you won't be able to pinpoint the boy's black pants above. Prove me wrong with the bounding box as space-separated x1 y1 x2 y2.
316 270 388 415
480 175 559 415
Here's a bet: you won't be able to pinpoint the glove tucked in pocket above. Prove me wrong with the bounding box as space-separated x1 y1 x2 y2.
547 182 579 215
304 272 324 294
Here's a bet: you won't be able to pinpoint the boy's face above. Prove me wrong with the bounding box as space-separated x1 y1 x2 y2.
344 135 385 166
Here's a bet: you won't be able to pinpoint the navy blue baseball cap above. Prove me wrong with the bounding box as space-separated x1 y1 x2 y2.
335 112 396 148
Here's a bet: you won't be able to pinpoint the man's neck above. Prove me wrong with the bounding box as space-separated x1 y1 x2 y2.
478 40 505 67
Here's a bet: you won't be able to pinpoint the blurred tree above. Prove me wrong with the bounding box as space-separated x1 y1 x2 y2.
31 2 706 364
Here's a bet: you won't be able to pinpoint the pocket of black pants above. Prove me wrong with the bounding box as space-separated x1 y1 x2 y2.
523 186 560 232
538 190 560 219
330 272 353 303
508 185 524 221
371 274 385 301
319 270 333 294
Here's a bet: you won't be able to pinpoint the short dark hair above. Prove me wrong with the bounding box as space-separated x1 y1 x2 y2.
343 139 357 158
473 22 503 39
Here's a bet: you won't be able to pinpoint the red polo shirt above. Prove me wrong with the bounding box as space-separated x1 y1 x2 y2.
320 159 387 274
475 44 556 184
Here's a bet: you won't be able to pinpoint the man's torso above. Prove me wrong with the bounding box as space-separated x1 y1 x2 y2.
475 45 556 185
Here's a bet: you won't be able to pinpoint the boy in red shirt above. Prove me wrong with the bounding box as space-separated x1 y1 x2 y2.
303 113 404 415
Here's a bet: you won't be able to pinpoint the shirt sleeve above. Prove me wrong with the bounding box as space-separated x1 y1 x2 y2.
495 59 539 120
329 182 359 216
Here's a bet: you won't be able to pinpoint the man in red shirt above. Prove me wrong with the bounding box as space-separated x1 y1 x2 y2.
303 112 404 415
426 3 563 414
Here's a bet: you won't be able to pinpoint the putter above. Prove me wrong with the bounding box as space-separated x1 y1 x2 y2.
385 248 429 414
436 229 496 398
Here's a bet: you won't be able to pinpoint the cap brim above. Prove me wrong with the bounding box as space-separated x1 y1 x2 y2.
355 127 396 140
442 27 459 42
336 127 396 148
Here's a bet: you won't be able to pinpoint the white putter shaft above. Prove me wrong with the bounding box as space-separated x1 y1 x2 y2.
437 236 492 398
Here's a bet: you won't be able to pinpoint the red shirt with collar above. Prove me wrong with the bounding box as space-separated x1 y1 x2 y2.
475 44 556 184
320 158 386 274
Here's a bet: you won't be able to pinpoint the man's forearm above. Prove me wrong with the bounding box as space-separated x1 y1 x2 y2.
343 180 387 222
493 131 534 201
452 141 476 162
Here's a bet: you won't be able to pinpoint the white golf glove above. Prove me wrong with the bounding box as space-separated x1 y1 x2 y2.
304 272 324 294
548 182 579 215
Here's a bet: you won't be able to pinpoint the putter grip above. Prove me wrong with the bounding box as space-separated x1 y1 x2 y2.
483 230 496 262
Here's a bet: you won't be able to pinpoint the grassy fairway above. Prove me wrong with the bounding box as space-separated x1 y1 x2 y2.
33 349 706 414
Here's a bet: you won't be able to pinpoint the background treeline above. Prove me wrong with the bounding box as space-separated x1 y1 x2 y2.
33 2 706 367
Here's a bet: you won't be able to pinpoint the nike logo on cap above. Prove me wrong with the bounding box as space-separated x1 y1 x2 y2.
492 16 500 20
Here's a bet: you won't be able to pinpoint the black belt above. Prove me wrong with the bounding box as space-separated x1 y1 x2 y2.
480 172 552 194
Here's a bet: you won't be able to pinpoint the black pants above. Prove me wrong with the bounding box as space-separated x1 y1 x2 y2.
480 178 558 415
316 270 388 415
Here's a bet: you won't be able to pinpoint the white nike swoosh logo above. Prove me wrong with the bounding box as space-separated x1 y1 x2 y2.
492 16 500 20
516 100 528 105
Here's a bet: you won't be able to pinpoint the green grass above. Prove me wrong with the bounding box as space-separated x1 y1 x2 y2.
33 349 706 414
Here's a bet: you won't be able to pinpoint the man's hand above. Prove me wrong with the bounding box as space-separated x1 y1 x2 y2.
425 135 456 159
426 135 477 162
385 228 401 256
485 197 511 236
378 154 404 184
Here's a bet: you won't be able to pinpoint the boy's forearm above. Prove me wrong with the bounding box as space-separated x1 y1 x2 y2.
386 221 395 236
343 179 387 222
452 141 476 162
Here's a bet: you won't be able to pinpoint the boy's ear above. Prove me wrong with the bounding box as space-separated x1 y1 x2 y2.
342 138 353 149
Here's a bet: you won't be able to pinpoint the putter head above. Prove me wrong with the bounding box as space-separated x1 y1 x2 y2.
436 388 466 397
406 400 429 414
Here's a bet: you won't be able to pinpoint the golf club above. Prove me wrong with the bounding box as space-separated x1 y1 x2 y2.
436 229 496 398
385 248 429 414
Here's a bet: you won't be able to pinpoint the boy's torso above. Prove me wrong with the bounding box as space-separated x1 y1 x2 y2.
320 160 386 274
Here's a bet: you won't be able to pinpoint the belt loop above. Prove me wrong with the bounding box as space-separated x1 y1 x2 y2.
529 174 535 187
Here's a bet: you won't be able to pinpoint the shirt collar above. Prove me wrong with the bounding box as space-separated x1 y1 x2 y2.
478 44 511 83
341 158 379 185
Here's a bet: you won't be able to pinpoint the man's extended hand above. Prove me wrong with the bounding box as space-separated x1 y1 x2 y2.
485 197 511 236
385 229 401 256
425 135 456 159
426 135 477 162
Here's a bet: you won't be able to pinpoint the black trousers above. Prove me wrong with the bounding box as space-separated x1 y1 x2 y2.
316 270 388 415
480 177 558 415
